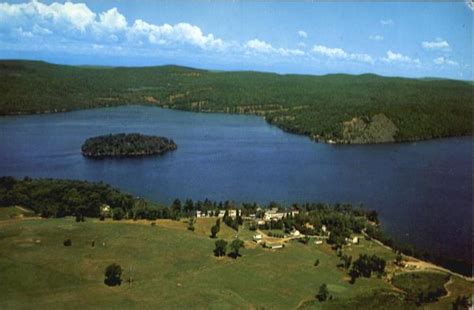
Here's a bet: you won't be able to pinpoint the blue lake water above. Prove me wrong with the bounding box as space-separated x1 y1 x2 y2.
0 105 471 267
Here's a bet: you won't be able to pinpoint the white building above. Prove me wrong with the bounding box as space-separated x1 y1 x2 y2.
265 242 284 249
291 230 301 237
100 204 111 215
264 208 285 221
218 209 238 218
288 210 299 217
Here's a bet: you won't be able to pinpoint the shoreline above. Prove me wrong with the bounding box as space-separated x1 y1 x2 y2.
361 231 473 282
0 103 472 145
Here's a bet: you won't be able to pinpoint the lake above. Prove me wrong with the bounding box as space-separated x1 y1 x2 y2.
0 105 471 269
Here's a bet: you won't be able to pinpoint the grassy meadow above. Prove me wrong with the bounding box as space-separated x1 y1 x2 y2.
0 210 471 309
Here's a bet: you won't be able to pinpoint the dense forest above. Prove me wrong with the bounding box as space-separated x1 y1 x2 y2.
0 176 137 218
0 60 472 144
81 133 177 158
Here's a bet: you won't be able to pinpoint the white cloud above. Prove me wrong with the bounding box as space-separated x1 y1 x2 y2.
0 1 227 51
311 44 374 64
312 45 347 58
433 57 458 66
447 59 459 66
245 38 273 53
98 8 127 32
421 39 450 51
277 47 305 57
465 0 474 11
380 19 394 26
383 50 421 65
245 38 304 56
128 20 225 50
32 24 52 35
369 35 384 41
297 30 307 38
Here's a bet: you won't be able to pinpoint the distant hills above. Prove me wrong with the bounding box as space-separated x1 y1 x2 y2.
0 60 471 144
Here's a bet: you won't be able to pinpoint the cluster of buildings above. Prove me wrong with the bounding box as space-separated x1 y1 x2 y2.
195 207 299 222
195 210 237 218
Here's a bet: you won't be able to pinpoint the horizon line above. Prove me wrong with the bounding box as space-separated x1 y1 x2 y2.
2 58 472 83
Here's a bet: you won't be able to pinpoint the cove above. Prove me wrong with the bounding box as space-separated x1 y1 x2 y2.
0 105 471 271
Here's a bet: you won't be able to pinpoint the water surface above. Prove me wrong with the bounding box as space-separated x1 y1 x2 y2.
0 106 471 266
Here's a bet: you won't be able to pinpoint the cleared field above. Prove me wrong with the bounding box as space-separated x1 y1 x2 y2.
0 216 471 309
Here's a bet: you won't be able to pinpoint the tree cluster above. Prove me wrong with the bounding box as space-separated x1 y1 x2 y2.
0 176 136 219
349 254 386 283
81 133 177 158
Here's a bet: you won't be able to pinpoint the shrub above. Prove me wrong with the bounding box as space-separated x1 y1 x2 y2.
316 284 329 302
392 272 449 305
104 263 123 286
214 239 227 257
210 224 219 238
63 239 72 246
112 208 125 221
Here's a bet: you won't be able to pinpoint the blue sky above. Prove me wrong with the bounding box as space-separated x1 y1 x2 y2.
0 1 472 79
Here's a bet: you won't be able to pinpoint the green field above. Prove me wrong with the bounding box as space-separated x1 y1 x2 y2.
1 60 472 144
0 213 471 309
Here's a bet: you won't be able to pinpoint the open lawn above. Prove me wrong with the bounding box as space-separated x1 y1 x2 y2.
0 217 471 309
0 206 34 220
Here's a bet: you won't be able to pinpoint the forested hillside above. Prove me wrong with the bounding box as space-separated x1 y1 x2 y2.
1 60 471 144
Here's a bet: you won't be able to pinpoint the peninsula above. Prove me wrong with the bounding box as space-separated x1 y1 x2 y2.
81 133 177 158
0 176 471 309
1 60 472 144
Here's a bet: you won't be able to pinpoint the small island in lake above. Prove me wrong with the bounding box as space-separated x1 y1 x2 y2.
81 133 177 158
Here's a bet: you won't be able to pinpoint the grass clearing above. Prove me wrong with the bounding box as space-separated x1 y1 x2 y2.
0 217 471 309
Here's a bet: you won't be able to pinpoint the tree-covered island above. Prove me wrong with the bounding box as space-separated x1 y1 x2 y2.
81 133 177 158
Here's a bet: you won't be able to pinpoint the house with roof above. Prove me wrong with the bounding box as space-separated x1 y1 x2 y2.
253 234 263 243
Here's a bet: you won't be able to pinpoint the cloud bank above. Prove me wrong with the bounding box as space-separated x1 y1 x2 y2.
1 0 465 77
311 44 374 64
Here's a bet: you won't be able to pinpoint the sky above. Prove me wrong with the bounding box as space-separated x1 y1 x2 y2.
0 0 472 79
